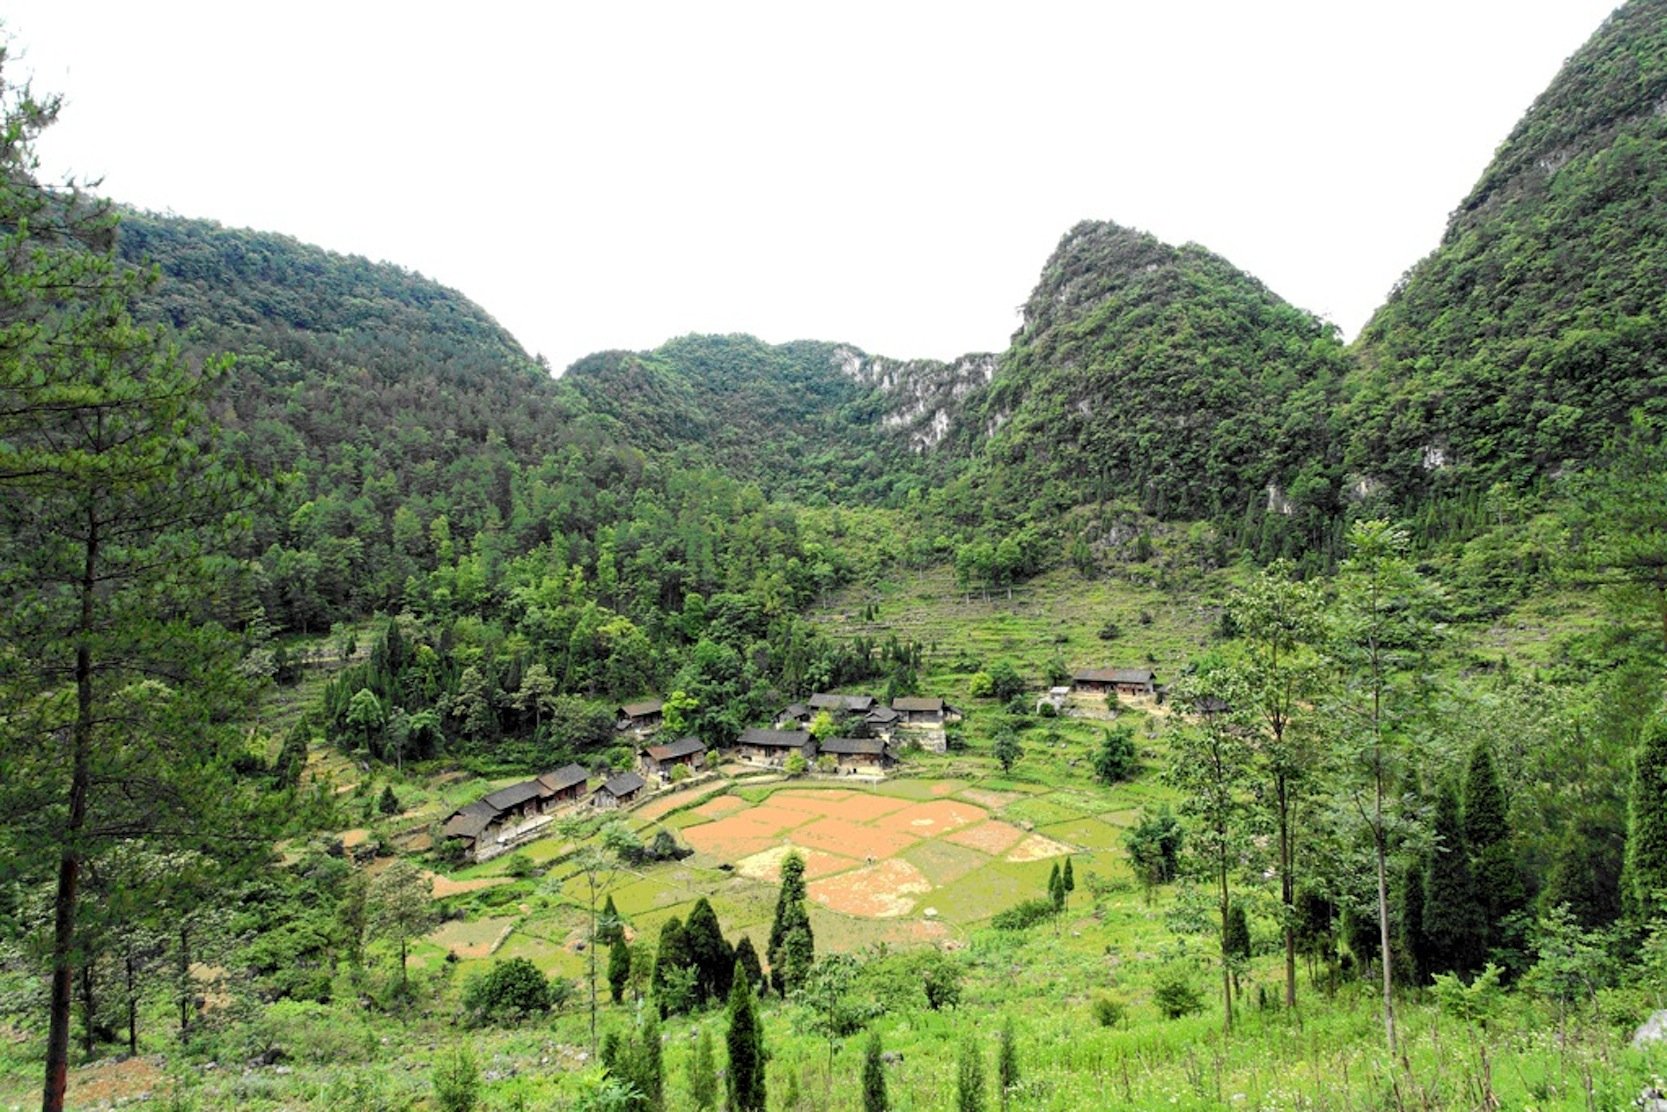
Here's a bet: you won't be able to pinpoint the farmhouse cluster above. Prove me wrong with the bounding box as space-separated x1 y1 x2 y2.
439 666 1150 862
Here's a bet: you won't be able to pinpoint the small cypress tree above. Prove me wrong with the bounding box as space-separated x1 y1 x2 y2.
1048 862 1063 910
607 934 631 1005
688 1025 718 1111
996 1017 1019 1111
956 1036 986 1112
684 897 734 1005
781 914 815 996
651 916 694 1017
378 784 400 815
768 853 811 995
1224 902 1251 1001
1423 781 1487 976
598 894 624 945
637 1008 663 1111
734 935 765 994
1464 740 1525 952
725 963 766 1112
1397 859 1429 986
863 1029 888 1112
1627 711 1667 924
1062 857 1075 909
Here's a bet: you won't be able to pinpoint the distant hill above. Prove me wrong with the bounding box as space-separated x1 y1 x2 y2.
1346 0 1667 498
971 221 1348 530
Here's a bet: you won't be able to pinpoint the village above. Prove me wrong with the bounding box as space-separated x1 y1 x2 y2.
437 666 1158 863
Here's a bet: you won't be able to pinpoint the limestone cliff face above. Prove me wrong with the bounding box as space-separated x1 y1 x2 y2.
832 346 996 454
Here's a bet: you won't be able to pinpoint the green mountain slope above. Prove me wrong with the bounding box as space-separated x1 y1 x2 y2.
1347 0 1667 497
974 221 1348 527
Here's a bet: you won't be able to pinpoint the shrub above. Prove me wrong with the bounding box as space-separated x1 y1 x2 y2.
432 1043 479 1112
502 853 535 878
991 898 1055 931
1036 701 1057 718
378 785 400 815
1152 966 1204 1019
921 954 962 1010
967 672 994 699
670 762 691 783
1095 726 1137 784
784 751 809 777
1091 994 1125 1027
1097 620 1121 641
461 957 552 1026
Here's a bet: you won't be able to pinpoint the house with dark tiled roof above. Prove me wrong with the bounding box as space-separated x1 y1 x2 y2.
440 766 588 861
735 728 815 766
1072 667 1157 697
817 735 896 774
892 695 956 725
808 693 877 714
642 735 706 779
617 699 665 733
595 771 646 809
536 764 590 807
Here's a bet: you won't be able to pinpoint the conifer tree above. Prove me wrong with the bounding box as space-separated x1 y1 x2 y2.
1423 781 1486 977
1397 859 1429 986
651 916 693 1016
684 896 734 1004
996 1017 1019 1112
1048 862 1063 909
598 894 624 945
1627 710 1667 924
608 934 631 1004
734 935 764 993
1463 740 1524 955
956 1036 986 1112
688 1025 718 1111
1062 857 1075 910
863 1029 888 1112
637 1008 663 1111
725 963 766 1112
768 853 814 995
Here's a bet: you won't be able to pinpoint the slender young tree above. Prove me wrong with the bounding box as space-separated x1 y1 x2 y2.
768 852 813 995
863 1029 888 1112
1167 676 1256 1034
1463 740 1524 955
1229 560 1324 1008
996 1016 1019 1112
1330 520 1437 1053
688 1025 718 1111
956 1036 986 1112
607 935 631 1005
368 859 435 997
1626 710 1667 924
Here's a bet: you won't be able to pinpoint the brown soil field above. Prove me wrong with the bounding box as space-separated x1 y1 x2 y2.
946 820 1028 855
793 816 919 860
735 844 856 882
809 858 932 917
959 788 1023 809
873 800 984 837
693 795 748 818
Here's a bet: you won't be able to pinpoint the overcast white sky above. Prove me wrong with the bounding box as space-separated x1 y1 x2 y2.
5 2 1620 373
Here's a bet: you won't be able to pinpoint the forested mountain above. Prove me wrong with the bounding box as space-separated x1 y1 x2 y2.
1346 0 1667 499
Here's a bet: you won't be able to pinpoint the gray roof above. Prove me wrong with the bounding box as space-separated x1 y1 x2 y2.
619 699 664 719
738 728 812 749
482 780 544 811
865 706 902 723
646 736 706 761
818 736 889 756
808 693 876 712
601 771 646 797
441 799 500 841
1074 667 1155 685
537 764 589 794
892 696 944 713
780 703 810 719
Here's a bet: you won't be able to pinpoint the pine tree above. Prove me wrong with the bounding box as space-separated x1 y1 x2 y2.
651 916 693 1016
956 1036 986 1112
607 935 631 1004
863 1029 888 1112
1423 781 1486 977
1048 862 1063 910
688 1025 718 1111
1062 857 1075 910
768 853 813 995
637 1008 663 1111
996 1017 1019 1111
598 894 624 945
1627 711 1667 924
725 964 766 1112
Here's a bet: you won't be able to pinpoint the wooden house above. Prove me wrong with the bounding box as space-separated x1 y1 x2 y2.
818 736 896 774
892 696 952 725
808 693 877 715
441 777 559 861
1072 667 1157 698
735 727 814 766
643 735 707 779
616 699 664 734
775 702 812 729
535 763 590 808
594 771 647 809
863 705 903 734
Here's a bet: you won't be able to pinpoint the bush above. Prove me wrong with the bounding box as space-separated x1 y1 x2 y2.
461 957 552 1026
967 672 994 699
1091 994 1125 1028
432 1043 479 1112
1036 701 1057 718
991 898 1055 931
1097 620 1121 641
1094 726 1137 784
502 853 535 878
988 662 1027 702
1152 967 1204 1019
784 751 809 777
921 954 962 1010
670 763 692 783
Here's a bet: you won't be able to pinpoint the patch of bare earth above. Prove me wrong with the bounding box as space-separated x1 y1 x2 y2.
1005 833 1073 862
428 871 512 899
959 788 1022 809
67 1055 164 1107
794 817 918 860
947 821 1028 855
873 800 984 837
693 795 747 818
809 859 932 917
735 844 857 883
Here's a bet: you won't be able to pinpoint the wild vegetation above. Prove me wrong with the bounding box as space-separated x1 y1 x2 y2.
4 4 1667 1108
